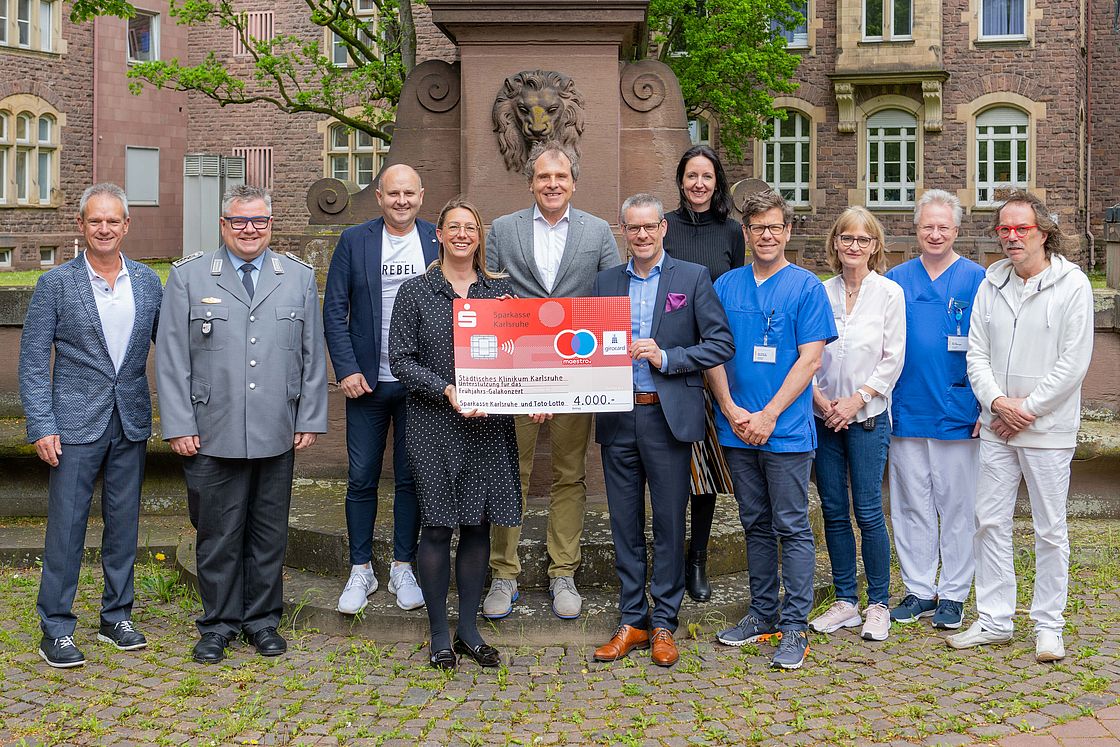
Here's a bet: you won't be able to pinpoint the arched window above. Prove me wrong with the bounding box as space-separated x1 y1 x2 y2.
0 97 61 207
326 123 388 189
763 111 811 206
866 109 917 207
975 107 1028 205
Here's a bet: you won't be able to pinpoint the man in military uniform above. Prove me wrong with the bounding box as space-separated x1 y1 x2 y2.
156 185 328 664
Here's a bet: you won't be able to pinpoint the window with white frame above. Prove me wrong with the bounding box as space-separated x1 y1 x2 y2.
980 0 1025 39
688 115 711 146
0 3 7 45
864 0 911 40
772 0 808 48
125 146 160 205
0 248 11 267
127 10 159 62
1 104 59 207
330 1 378 67
1 0 59 52
39 246 54 265
37 0 50 50
763 111 811 206
866 108 917 207
975 107 1028 205
326 123 388 189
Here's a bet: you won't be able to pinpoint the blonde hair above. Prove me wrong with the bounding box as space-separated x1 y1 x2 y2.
825 206 887 274
435 197 504 279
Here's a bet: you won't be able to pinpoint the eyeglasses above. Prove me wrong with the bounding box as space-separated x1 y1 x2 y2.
746 223 789 237
918 224 957 235
995 224 1037 239
223 215 272 231
622 222 664 236
443 223 479 236
837 234 877 249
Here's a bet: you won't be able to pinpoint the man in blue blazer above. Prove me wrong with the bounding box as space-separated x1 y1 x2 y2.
591 194 734 667
322 164 439 614
19 183 162 668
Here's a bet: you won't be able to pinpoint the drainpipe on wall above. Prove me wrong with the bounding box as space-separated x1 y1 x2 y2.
1086 0 1095 269
92 17 98 182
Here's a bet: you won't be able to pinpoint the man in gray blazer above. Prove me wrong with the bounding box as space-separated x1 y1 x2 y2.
156 185 328 664
483 141 621 620
20 183 162 668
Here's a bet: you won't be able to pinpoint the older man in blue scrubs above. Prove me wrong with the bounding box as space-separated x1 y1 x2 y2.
886 190 985 631
707 189 836 670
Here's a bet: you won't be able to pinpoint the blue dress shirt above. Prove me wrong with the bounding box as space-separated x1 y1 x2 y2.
626 253 670 392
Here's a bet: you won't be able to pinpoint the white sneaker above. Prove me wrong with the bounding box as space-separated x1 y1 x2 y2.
861 603 890 641
549 576 582 619
946 620 1013 649
1036 630 1065 662
482 578 518 619
337 565 378 615
809 600 862 633
388 563 425 611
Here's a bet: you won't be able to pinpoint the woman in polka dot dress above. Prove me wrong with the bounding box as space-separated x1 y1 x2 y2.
389 197 548 670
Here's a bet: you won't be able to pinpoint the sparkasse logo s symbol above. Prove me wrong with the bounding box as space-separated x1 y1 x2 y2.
457 303 477 328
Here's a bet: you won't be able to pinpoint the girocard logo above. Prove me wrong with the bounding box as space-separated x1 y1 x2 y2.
554 329 597 358
457 303 477 328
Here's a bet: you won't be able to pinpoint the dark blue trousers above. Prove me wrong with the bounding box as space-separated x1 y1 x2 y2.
37 409 145 638
344 381 419 565
601 403 692 632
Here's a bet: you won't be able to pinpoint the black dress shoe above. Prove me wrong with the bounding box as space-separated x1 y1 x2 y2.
453 635 501 667
192 632 229 664
98 620 148 651
429 648 456 670
686 550 712 602
39 635 86 668
249 627 287 656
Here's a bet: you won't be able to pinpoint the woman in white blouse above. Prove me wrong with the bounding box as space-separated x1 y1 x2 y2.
808 207 906 643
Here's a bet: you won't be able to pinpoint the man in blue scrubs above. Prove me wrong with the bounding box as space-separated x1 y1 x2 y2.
886 190 985 631
708 190 836 670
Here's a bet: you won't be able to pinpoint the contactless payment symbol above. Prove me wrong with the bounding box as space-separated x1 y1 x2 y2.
554 329 597 359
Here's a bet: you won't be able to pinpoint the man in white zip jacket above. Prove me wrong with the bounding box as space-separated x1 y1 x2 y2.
951 191 1094 663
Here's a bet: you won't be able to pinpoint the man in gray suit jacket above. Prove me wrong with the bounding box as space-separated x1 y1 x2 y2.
20 183 162 668
483 141 621 620
156 185 328 664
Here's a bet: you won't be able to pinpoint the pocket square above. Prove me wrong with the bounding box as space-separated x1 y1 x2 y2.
665 293 688 313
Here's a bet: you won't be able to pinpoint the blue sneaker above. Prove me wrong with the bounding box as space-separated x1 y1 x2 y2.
931 600 964 629
770 629 810 670
890 594 937 623
716 613 781 647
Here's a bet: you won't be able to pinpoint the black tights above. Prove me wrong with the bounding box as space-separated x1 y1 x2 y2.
416 523 490 651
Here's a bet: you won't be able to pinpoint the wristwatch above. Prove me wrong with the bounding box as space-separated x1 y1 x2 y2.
857 388 873 404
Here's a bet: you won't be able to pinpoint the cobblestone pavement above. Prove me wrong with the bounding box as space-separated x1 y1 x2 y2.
0 531 1117 747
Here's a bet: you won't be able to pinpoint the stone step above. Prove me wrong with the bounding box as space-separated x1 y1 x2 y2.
0 515 190 566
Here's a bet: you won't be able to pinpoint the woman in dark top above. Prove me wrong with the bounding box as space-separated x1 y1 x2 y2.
389 198 545 670
663 144 744 602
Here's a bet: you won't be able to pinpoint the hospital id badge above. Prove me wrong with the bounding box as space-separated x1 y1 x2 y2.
753 345 777 364
947 335 968 352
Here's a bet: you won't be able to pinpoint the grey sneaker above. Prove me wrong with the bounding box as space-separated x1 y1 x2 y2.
770 629 810 670
388 563 425 611
549 576 582 619
716 613 781 647
931 600 964 630
337 565 378 615
890 594 937 623
482 578 519 619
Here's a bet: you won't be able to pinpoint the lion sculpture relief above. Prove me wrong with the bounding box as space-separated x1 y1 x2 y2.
492 70 587 174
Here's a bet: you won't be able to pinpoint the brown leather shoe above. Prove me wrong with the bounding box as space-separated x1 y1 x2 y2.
593 625 650 661
650 627 679 667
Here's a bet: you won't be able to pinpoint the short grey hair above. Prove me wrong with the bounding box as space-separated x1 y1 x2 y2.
79 183 129 219
914 189 962 227
523 140 580 182
620 193 664 224
222 184 272 215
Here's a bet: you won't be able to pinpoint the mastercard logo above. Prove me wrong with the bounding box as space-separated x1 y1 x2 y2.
554 329 597 358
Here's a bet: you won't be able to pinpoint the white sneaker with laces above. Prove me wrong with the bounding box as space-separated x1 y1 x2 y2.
1035 630 1065 662
809 600 862 633
388 563 425 610
861 603 891 641
946 620 1013 649
337 565 378 615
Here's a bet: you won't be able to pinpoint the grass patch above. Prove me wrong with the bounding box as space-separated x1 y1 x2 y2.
0 260 173 287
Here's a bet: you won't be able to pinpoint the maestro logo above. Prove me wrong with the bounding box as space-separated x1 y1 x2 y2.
554 329 597 359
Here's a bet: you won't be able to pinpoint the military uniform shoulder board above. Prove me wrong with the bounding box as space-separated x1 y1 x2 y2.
173 251 204 267
271 256 285 274
283 251 313 270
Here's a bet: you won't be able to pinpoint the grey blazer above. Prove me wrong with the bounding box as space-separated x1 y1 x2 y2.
155 247 328 459
485 206 621 298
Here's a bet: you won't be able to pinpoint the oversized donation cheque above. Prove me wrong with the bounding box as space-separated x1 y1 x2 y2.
452 297 635 414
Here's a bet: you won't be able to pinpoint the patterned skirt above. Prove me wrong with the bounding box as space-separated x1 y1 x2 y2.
689 389 733 495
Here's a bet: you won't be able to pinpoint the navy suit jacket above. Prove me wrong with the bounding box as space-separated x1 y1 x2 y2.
593 254 734 444
323 217 439 386
19 253 162 445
